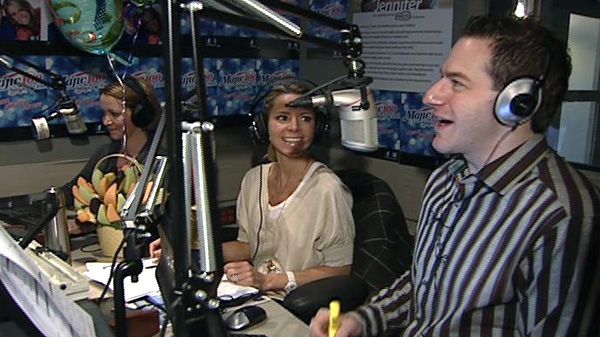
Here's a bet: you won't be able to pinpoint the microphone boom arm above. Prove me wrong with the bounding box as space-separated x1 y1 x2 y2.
0 54 86 138
0 54 68 95
198 0 365 72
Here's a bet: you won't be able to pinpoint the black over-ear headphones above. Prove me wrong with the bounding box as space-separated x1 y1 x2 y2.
122 75 156 128
494 47 552 127
248 79 329 143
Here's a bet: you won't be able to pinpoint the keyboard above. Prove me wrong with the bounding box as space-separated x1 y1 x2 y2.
0 204 46 226
0 191 54 240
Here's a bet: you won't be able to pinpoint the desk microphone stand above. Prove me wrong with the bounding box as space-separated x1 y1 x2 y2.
18 189 60 251
111 111 168 337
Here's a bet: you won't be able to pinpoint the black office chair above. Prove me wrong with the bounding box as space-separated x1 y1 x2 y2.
282 169 414 323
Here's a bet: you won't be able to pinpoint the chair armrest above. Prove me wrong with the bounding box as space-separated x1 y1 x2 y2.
282 274 369 324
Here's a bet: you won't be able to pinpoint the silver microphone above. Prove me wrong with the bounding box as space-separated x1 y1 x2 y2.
58 98 87 135
288 88 378 152
31 98 87 140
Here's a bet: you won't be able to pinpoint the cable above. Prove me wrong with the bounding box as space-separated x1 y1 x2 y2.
159 295 182 337
478 126 515 177
251 164 264 261
95 230 129 304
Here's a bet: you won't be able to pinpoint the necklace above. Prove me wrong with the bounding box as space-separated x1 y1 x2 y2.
265 197 288 273
264 160 313 273
268 159 313 204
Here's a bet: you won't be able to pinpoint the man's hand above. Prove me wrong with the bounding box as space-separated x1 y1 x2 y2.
149 238 162 258
309 308 364 337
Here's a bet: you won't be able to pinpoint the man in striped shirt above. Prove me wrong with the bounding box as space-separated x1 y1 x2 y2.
310 14 600 337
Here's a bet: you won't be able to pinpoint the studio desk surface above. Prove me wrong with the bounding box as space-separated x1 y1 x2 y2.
68 234 309 337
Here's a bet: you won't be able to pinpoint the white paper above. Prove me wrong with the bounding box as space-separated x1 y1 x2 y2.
84 258 160 302
217 275 259 300
0 226 96 337
353 7 454 92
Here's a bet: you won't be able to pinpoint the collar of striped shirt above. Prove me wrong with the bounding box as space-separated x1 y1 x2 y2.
449 134 550 195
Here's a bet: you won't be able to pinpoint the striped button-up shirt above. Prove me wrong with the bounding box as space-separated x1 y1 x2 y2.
353 134 600 336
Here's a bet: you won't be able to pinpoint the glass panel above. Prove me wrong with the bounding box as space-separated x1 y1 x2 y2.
549 13 600 168
567 13 600 91
551 102 599 165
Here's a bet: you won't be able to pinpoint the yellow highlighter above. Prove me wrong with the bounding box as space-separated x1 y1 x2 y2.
329 300 341 337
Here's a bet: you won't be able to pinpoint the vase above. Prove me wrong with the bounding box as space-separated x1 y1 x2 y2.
97 225 124 258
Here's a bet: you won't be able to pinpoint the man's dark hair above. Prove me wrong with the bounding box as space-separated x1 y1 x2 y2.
462 15 572 133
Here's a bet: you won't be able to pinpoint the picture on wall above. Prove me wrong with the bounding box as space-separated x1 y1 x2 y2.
120 1 162 46
0 0 48 41
352 0 454 165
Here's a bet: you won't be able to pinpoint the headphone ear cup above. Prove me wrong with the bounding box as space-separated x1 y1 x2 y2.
313 110 329 142
123 76 155 128
250 110 270 143
131 103 154 128
494 77 542 127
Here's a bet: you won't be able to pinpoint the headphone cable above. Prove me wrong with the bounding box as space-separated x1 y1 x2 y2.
251 164 264 261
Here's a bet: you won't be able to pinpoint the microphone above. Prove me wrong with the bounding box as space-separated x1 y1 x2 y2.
288 88 378 152
0 54 87 140
31 97 87 140
60 98 87 134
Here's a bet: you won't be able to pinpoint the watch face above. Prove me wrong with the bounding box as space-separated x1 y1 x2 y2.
285 271 297 293
285 282 297 293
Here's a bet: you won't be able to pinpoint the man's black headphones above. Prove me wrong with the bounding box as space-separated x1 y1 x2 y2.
122 75 156 128
494 47 552 127
248 79 329 144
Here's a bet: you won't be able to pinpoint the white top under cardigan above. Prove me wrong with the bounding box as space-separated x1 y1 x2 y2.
236 161 355 280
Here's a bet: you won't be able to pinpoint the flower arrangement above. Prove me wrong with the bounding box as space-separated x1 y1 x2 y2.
71 154 153 257
72 163 141 229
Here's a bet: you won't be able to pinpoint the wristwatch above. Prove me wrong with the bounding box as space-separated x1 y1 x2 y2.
284 271 297 293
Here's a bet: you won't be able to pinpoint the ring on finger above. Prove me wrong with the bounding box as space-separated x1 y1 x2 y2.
231 273 239 283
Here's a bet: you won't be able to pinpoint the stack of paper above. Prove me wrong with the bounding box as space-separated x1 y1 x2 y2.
217 275 259 300
84 258 160 302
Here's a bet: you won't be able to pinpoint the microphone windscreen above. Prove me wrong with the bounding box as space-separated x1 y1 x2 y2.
339 110 378 152
339 90 378 152
64 114 87 135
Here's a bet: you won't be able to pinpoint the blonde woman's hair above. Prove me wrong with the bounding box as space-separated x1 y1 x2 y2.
263 80 314 162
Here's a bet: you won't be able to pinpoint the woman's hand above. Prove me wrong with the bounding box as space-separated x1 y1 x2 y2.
223 260 266 289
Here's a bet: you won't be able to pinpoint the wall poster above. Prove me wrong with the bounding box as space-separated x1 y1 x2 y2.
353 0 453 164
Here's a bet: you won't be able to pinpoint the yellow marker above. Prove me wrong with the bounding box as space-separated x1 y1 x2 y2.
329 300 341 337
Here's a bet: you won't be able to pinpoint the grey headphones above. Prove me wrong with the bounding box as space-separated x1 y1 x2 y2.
494 49 551 127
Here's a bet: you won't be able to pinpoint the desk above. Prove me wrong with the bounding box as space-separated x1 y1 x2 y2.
70 236 160 337
70 235 116 299
69 235 308 337
225 300 309 337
